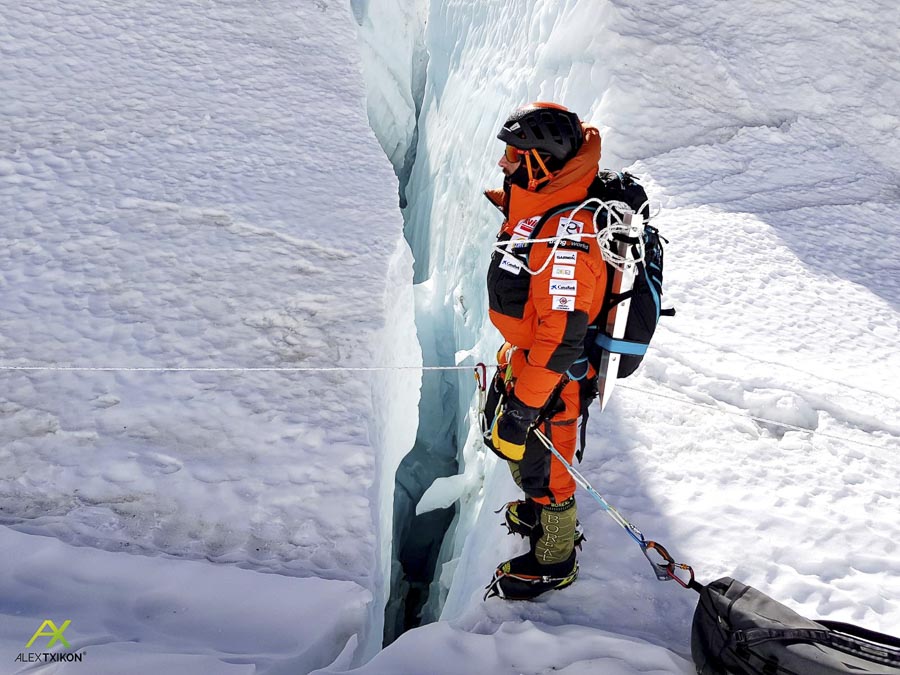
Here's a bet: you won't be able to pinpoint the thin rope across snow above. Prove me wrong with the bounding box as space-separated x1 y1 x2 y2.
0 361 894 452
615 381 896 453
0 364 467 373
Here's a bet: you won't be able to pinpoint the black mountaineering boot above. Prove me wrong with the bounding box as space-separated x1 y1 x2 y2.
486 497 580 601
503 498 538 536
484 550 578 600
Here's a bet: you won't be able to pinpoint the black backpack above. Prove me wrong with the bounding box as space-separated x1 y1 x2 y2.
582 171 673 379
589 169 652 224
692 577 900 674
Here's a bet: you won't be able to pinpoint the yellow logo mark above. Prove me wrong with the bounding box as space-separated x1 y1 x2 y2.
25 620 72 649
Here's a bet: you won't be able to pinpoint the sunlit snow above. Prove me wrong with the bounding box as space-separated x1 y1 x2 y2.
1 0 898 673
1 0 417 670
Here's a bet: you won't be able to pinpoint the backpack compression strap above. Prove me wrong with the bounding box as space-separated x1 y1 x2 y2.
733 623 900 667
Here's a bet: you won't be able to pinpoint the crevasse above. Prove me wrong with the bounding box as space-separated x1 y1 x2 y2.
351 0 466 646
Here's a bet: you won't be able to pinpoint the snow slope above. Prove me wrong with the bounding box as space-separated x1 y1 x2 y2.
0 0 418 670
0 527 367 674
348 0 900 672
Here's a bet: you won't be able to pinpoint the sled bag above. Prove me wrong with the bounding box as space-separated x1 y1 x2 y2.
691 577 900 674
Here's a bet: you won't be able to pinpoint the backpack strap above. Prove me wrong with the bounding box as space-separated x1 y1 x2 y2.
593 333 650 357
733 623 900 667
817 620 900 650
575 374 599 463
576 392 591 463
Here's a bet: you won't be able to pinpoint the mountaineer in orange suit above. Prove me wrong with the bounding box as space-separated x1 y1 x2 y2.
483 102 607 600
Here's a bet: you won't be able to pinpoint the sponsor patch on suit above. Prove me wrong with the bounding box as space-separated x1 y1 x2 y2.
513 216 540 238
499 254 523 275
549 279 577 296
554 251 578 265
552 265 575 279
554 239 590 253
556 218 584 241
507 229 533 253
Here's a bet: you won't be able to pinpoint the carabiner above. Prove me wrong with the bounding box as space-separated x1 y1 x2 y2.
474 362 487 392
644 541 697 588
666 562 696 589
642 541 673 581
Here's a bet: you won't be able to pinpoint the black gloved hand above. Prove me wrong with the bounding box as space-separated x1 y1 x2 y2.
490 391 541 462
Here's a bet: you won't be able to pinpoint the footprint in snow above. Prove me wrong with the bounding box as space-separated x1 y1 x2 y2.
138 452 183 476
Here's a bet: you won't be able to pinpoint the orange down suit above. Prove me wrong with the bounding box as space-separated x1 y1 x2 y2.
486 125 606 505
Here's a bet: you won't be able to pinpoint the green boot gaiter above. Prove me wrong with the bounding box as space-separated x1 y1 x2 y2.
533 496 577 565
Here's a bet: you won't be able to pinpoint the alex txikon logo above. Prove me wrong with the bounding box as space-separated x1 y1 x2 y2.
14 620 85 664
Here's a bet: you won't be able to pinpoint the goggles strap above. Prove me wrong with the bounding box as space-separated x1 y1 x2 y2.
525 150 555 191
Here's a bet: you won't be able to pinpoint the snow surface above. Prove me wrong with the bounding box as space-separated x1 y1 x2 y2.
1 0 418 670
1 0 899 673
0 527 367 674
356 0 900 672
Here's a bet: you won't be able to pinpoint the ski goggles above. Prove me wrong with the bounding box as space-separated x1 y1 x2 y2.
504 145 526 162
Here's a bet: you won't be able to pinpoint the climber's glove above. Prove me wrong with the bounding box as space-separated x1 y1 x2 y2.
490 391 540 462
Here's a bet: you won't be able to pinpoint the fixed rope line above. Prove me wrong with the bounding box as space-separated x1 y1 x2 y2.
1 362 894 451
0 364 472 373
614 381 896 452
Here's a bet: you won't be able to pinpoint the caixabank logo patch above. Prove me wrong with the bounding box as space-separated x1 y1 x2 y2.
14 620 85 664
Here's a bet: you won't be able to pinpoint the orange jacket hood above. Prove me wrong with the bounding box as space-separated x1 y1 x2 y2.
504 124 602 228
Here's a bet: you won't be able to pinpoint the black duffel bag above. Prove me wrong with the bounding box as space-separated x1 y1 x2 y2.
692 577 900 674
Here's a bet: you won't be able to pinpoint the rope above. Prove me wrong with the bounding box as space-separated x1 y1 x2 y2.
533 427 698 589
491 197 648 275
0 364 472 373
615 381 896 452
0 361 894 451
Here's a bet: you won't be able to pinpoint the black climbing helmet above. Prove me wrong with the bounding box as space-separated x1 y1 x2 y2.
497 102 584 167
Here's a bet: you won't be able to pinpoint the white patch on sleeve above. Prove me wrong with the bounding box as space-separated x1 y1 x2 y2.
554 251 578 265
552 295 575 311
508 233 530 251
556 218 584 241
499 254 523 275
552 265 575 279
549 279 577 295
512 215 540 238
